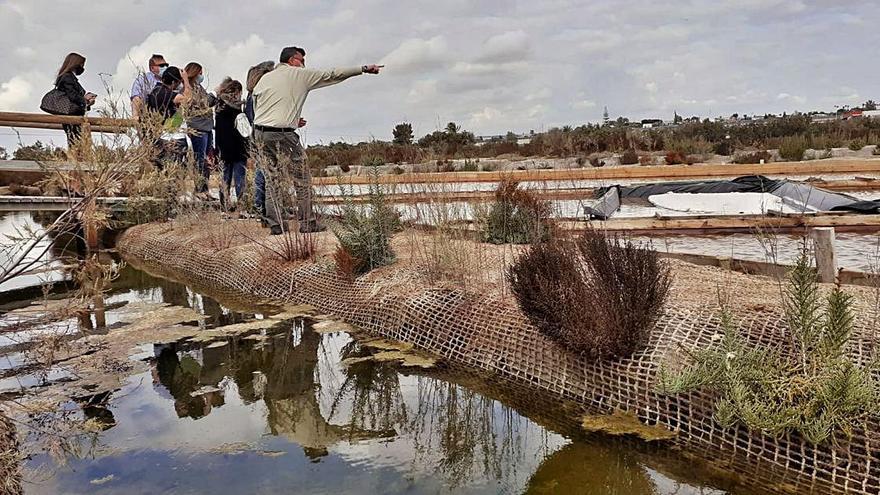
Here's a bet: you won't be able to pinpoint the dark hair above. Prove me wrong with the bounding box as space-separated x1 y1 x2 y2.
279 46 306 63
149 54 165 67
57 52 86 78
161 66 183 85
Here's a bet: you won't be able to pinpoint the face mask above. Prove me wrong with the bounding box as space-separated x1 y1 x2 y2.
73 65 85 76
196 74 204 85
158 66 168 77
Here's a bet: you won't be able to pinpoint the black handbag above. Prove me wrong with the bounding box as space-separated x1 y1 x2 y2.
40 86 77 115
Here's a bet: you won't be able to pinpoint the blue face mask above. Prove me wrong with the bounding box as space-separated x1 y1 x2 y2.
196 74 204 84
158 66 168 77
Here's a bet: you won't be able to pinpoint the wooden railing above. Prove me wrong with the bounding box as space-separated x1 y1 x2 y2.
0 111 134 134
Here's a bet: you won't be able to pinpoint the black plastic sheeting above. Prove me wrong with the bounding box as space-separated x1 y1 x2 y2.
586 175 880 219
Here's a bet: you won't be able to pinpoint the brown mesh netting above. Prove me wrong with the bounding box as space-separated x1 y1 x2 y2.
117 220 880 494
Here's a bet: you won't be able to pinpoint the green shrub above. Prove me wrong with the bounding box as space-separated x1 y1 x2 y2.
508 230 671 359
660 251 880 444
848 139 866 151
332 172 401 275
779 135 808 161
461 159 479 172
477 179 553 244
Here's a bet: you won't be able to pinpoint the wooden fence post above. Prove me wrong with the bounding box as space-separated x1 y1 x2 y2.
810 227 838 283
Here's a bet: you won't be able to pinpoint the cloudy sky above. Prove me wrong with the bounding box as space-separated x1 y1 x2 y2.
0 0 875 150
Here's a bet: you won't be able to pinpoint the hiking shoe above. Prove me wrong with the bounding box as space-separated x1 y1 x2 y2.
270 225 283 235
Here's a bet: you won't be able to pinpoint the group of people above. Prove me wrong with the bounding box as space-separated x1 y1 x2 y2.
50 46 382 234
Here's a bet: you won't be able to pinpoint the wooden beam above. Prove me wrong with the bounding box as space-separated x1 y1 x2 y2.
313 159 880 185
0 111 134 128
0 120 123 133
560 213 880 235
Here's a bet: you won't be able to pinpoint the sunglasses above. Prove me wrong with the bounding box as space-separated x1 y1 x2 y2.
154 62 169 68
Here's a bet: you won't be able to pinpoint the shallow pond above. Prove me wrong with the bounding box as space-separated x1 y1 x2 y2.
2 261 750 494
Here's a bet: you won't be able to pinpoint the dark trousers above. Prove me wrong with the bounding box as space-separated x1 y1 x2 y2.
253 129 315 231
154 138 188 169
220 160 247 210
63 124 82 148
254 168 266 216
190 131 212 193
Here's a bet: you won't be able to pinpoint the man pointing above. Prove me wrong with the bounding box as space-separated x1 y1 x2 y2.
253 46 382 234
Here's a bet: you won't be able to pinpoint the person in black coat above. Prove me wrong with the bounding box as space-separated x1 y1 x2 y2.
214 78 249 211
55 52 96 148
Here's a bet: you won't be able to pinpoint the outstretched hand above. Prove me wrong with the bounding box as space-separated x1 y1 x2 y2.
362 64 383 74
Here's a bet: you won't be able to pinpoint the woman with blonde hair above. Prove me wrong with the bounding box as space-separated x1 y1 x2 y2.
183 62 215 196
54 52 96 147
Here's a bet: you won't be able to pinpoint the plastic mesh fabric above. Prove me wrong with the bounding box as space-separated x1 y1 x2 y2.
117 221 880 494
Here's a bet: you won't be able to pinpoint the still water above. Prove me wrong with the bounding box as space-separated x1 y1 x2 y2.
1 262 741 493
0 210 774 493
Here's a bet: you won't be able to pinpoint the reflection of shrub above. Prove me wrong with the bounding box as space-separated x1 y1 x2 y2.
508 230 671 359
733 150 772 164
779 135 808 161
620 149 639 165
478 179 553 244
332 174 401 275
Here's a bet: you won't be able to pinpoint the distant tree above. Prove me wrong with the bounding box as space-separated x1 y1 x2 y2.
863 100 877 111
504 131 518 143
13 141 64 161
392 122 414 145
0 146 7 160
417 122 475 156
615 116 629 126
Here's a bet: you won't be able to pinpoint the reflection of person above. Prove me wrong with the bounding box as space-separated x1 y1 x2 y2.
253 46 382 234
155 347 225 419
54 52 96 148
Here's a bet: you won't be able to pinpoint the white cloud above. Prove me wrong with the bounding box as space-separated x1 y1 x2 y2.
474 30 529 63
0 73 46 111
572 99 596 109
379 36 449 73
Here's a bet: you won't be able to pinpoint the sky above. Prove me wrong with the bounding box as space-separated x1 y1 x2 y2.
0 0 875 151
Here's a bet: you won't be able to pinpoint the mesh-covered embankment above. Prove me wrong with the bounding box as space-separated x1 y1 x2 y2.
117 221 880 494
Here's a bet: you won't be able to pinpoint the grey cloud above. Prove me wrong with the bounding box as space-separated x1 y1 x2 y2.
0 0 878 150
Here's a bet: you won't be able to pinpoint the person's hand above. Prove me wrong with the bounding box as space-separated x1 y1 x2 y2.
297 117 307 128
361 64 383 74
85 93 97 104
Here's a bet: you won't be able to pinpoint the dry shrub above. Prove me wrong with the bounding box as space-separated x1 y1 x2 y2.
333 245 362 279
639 155 653 166
733 150 772 164
665 150 686 165
478 179 553 244
620 148 639 165
507 229 671 359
